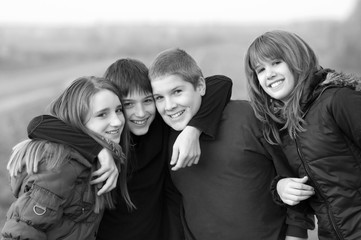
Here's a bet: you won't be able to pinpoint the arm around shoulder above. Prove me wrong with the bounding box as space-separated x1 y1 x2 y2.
187 75 232 139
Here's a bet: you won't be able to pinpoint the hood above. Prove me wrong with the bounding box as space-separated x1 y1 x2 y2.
301 69 361 112
321 71 361 91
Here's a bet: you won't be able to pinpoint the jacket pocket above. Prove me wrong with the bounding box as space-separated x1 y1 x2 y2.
7 183 63 231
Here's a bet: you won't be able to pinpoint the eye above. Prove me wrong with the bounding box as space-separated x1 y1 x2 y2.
174 89 182 95
154 95 163 102
123 102 134 109
116 106 123 114
96 112 107 118
144 97 154 104
256 67 264 74
273 60 282 65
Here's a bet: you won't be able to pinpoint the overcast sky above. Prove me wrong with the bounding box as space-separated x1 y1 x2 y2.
0 0 357 25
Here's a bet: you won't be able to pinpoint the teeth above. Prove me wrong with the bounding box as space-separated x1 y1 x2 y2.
107 129 119 134
169 110 184 119
132 119 147 125
270 80 282 88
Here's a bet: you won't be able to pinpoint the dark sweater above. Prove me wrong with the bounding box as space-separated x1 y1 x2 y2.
167 101 311 240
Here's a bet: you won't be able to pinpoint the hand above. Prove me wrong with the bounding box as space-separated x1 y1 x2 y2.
170 126 201 171
277 176 315 206
90 148 119 195
285 236 308 240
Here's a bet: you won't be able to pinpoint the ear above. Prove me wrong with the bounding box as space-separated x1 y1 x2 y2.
197 77 206 96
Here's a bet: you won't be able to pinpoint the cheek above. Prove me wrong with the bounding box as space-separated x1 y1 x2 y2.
255 74 265 88
154 101 163 112
85 119 103 135
147 104 156 116
119 114 126 125
124 109 132 119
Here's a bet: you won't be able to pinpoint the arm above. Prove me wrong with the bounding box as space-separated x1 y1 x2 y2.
28 115 102 161
188 75 232 139
27 115 118 194
285 204 315 239
261 138 315 238
170 75 232 170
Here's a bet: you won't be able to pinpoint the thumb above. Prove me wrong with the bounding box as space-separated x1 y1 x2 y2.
292 176 309 183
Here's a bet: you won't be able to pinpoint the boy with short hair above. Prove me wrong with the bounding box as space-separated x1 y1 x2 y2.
148 48 314 240
26 57 232 240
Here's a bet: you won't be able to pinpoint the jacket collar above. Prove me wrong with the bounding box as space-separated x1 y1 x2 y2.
301 68 361 112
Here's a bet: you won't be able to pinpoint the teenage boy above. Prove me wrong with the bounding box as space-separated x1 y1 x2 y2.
147 48 314 240
26 58 232 240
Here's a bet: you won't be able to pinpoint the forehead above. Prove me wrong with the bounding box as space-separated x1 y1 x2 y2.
151 75 190 93
124 90 153 100
91 90 121 110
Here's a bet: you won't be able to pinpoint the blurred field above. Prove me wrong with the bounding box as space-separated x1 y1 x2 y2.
1 2 360 237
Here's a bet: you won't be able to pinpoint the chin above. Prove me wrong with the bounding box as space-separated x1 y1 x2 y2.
131 127 149 136
168 122 186 131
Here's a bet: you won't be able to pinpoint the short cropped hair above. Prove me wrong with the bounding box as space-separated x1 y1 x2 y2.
148 48 203 89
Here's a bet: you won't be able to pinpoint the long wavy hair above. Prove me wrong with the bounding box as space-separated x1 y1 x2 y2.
245 30 320 144
49 76 134 211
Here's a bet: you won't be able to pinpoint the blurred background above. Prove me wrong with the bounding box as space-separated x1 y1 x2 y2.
1 0 360 237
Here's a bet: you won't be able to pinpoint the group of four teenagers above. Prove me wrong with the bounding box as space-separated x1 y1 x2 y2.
2 29 361 240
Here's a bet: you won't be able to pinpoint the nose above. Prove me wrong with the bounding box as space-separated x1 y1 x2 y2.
164 97 176 111
135 104 146 117
110 112 123 127
266 67 276 79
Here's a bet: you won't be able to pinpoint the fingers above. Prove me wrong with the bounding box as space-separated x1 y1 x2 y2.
292 176 309 183
171 153 198 171
170 145 179 166
277 176 315 206
90 164 119 195
282 192 313 206
170 146 200 171
171 153 190 171
90 171 109 185
96 175 117 196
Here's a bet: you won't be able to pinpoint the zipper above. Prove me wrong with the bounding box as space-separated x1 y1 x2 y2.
294 137 344 240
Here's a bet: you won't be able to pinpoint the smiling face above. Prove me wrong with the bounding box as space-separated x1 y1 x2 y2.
123 90 156 136
255 59 295 102
85 89 125 143
151 74 205 131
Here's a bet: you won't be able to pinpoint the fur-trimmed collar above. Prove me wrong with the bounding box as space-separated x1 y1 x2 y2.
301 69 361 112
320 71 361 91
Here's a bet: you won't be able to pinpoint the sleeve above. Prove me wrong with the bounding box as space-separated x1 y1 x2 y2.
286 204 315 238
162 166 185 240
331 88 361 149
187 75 232 139
27 115 102 162
261 138 315 236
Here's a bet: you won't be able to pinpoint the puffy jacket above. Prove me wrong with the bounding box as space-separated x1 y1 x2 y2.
280 70 361 240
1 146 103 240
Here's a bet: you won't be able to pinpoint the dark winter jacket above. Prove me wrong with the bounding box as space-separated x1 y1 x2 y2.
1 143 102 240
280 69 361 240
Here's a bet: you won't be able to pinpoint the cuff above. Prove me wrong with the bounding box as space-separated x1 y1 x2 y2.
270 175 287 206
286 225 308 238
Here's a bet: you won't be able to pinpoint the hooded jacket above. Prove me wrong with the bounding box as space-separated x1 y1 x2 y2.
279 69 361 240
1 137 102 240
